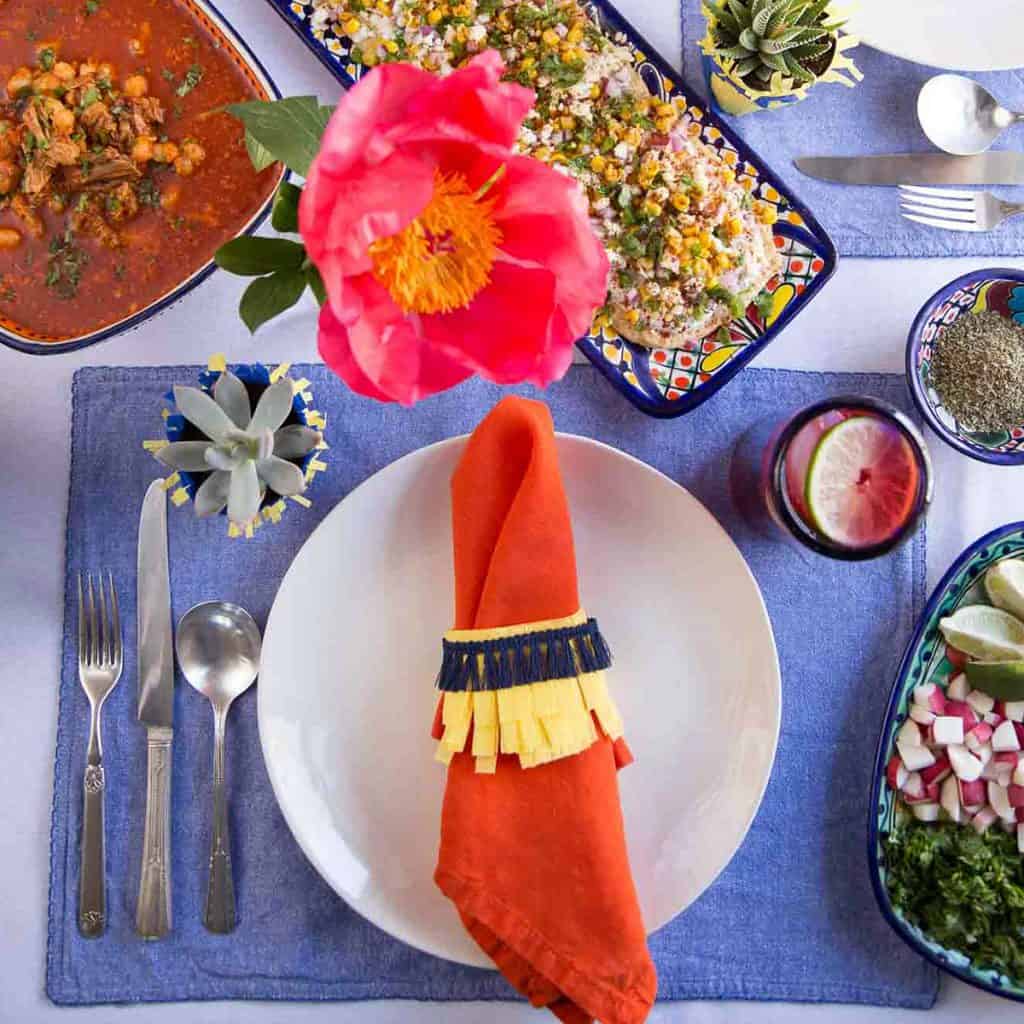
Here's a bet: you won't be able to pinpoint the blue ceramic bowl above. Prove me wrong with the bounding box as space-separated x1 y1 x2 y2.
907 269 1024 465
0 0 285 356
868 521 1024 1001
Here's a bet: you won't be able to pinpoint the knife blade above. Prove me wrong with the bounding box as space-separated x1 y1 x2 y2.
136 480 173 938
794 152 1024 186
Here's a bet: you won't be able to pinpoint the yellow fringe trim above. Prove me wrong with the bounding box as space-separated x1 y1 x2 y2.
435 610 624 773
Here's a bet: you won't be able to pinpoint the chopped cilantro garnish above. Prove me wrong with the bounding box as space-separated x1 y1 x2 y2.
39 48 56 71
84 0 101 14
46 231 89 299
79 86 99 108
161 68 176 83
175 63 203 97
136 178 161 207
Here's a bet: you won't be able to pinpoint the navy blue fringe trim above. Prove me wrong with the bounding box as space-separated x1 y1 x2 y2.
436 618 612 692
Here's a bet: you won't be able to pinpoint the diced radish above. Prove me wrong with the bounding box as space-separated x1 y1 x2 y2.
1017 807 1024 823
910 704 936 726
902 771 924 799
975 742 994 766
1015 760 1024 786
940 775 963 823
965 804 985 815
925 781 940 801
993 720 1021 752
945 700 980 730
932 716 964 745
898 739 936 772
897 719 922 747
921 755 952 785
959 778 986 806
948 744 983 781
996 751 1020 764
967 690 996 716
972 806 998 833
914 683 947 714
886 754 908 791
1015 721 1024 747
982 758 1012 784
913 803 941 823
1018 824 1024 854
967 722 994 748
947 671 969 698
1005 701 1024 723
990 782 1015 821
985 711 1004 727
1010 785 1024 809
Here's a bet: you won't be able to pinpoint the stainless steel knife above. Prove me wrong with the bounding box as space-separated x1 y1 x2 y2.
136 480 174 939
794 152 1024 186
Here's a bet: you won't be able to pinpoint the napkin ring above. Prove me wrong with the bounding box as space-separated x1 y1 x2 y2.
433 610 624 773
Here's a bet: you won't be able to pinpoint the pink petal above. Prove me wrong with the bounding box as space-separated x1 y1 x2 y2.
319 275 474 405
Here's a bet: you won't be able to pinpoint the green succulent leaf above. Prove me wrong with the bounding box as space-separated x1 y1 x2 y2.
783 51 817 80
215 236 306 276
739 26 760 48
717 43 757 59
239 268 307 334
790 40 832 59
734 55 762 77
705 0 741 34
726 0 753 29
759 49 790 71
271 181 303 233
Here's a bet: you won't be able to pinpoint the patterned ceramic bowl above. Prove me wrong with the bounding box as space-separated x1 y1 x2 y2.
868 522 1024 1002
907 268 1024 465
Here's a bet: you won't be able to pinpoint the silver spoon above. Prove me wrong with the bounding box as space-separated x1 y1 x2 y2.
176 601 261 934
918 74 1024 156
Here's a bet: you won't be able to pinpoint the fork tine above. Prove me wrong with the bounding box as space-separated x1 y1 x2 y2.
897 191 975 212
902 212 985 233
901 201 977 223
77 573 86 668
107 572 121 670
899 184 978 201
87 574 98 667
97 575 109 666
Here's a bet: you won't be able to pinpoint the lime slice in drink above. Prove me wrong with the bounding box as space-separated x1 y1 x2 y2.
965 660 1024 700
804 416 919 547
939 605 1024 662
986 559 1024 621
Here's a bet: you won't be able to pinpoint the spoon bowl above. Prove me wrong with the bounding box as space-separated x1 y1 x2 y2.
176 600 261 933
918 74 1022 156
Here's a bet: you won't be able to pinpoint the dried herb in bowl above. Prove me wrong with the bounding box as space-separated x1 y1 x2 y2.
931 311 1024 433
884 822 1024 981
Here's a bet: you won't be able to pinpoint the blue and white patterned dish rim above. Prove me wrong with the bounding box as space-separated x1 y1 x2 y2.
0 0 285 357
868 522 1024 1002
264 0 838 418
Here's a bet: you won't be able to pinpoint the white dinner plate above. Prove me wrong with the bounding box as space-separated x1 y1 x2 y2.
847 0 1024 71
258 434 780 968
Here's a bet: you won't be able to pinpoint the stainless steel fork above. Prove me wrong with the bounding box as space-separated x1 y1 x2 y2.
899 185 1024 232
77 572 122 938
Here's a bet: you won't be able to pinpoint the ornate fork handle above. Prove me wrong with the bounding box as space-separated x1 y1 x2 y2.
78 702 106 938
136 727 172 938
998 200 1024 221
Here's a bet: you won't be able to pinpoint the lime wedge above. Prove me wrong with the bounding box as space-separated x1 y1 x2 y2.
804 416 919 548
965 660 1024 701
939 605 1024 662
986 559 1024 621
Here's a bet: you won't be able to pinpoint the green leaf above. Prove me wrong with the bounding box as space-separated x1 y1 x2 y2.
215 236 306 276
245 132 276 173
782 51 816 80
271 182 303 233
739 26 759 48
726 0 753 29
305 264 327 306
239 269 307 333
734 55 762 77
225 97 334 177
717 43 756 59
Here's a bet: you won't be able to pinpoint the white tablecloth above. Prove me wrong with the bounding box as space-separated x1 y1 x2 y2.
3 1 1024 1020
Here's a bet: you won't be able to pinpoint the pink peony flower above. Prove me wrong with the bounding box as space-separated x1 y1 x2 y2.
299 50 609 405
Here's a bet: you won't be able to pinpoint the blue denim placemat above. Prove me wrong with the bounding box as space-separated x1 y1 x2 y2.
682 0 1024 256
48 364 936 1007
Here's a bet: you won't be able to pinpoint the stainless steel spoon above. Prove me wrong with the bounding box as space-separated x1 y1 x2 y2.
918 74 1024 156
176 601 261 933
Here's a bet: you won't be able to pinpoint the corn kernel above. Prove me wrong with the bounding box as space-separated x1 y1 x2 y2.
603 164 622 183
343 16 360 33
625 309 640 325
427 9 442 24
590 83 600 98
541 28 560 46
755 201 777 225
670 192 689 212
560 114 576 131
624 127 642 146
534 146 552 161
656 103 675 118
520 55 535 69
383 39 398 53
722 167 736 183
567 25 584 44
642 199 663 217
655 117 675 133
589 154 606 172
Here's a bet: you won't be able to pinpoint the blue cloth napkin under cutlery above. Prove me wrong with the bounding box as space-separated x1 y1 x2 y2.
48 364 936 1007
681 0 1024 257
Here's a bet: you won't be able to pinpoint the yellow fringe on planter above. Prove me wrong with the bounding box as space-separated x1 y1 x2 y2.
434 610 624 773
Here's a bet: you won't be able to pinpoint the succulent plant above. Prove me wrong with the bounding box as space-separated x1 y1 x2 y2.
157 371 322 526
704 0 843 91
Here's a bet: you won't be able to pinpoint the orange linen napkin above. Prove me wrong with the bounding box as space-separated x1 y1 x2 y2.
432 396 657 1024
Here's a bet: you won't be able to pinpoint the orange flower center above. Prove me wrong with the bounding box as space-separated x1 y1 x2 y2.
369 170 503 316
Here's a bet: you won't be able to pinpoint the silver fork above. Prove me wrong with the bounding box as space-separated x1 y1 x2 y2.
77 572 122 938
899 184 1024 232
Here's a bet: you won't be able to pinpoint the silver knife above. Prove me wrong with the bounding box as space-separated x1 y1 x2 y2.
136 480 174 938
795 152 1024 186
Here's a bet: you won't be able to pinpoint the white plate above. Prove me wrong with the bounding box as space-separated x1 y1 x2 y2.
847 0 1024 71
258 435 780 968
